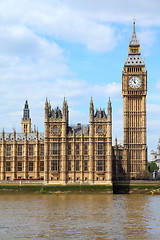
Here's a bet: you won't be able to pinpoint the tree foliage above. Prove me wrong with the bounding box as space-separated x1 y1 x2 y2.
148 161 159 173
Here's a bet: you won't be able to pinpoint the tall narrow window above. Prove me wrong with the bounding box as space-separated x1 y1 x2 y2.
29 161 34 171
29 145 34 156
76 160 80 171
18 145 22 156
96 143 104 155
7 145 11 156
98 126 103 135
84 144 88 155
96 160 104 172
40 161 44 171
24 125 28 133
76 144 79 155
53 126 58 135
6 161 11 171
84 160 88 171
18 161 22 172
68 160 71 171
68 143 71 155
51 160 59 171
40 145 44 156
51 144 59 155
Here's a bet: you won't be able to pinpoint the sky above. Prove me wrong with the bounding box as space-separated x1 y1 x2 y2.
0 0 160 160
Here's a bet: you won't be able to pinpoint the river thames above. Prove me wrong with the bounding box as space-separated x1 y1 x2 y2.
0 193 160 239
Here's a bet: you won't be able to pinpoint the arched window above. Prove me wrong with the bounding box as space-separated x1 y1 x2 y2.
98 126 103 135
53 126 58 135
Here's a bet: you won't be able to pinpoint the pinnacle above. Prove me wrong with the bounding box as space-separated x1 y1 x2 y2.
129 20 140 46
90 97 94 106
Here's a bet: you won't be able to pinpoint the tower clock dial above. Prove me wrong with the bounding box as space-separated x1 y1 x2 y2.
129 76 141 89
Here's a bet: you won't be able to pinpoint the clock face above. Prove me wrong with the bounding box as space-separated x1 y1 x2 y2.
129 76 141 89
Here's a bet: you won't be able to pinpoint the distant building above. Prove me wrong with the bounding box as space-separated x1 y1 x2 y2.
151 139 160 169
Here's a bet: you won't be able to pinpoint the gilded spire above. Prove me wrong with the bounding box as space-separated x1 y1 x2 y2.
129 18 140 46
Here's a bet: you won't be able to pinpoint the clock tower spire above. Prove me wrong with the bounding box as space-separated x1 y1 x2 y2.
122 20 147 179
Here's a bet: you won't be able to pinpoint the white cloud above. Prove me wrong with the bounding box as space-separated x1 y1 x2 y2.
63 0 160 26
0 24 65 60
0 0 159 54
138 30 156 56
0 0 117 53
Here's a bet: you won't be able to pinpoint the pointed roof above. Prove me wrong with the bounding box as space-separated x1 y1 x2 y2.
23 100 30 120
124 19 145 67
129 20 140 46
24 100 29 109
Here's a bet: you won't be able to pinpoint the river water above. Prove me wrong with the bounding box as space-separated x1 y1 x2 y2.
0 193 160 240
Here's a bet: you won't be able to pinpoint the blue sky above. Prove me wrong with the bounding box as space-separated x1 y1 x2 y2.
0 0 160 159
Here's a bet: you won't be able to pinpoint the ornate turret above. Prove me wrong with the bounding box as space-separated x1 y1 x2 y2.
23 100 30 120
22 100 31 133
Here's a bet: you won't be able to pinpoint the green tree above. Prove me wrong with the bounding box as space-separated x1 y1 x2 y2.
148 161 159 173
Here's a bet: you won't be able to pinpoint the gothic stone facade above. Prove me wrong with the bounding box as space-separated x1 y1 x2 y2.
0 22 147 184
0 98 113 184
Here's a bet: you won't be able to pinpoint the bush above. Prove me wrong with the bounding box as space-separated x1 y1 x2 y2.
136 170 150 180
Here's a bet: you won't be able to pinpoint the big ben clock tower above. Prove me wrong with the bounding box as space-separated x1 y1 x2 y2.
122 20 147 179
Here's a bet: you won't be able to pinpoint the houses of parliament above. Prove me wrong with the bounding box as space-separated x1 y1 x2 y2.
0 21 147 184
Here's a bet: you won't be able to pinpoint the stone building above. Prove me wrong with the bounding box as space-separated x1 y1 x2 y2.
151 139 160 169
0 21 148 184
0 98 112 184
